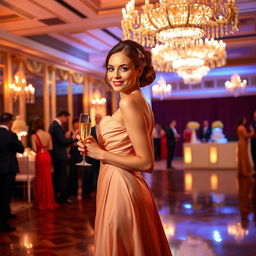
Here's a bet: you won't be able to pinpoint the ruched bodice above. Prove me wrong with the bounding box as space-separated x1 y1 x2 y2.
98 116 135 155
94 114 172 256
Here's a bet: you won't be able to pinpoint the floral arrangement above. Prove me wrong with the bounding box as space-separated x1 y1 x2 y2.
12 115 28 139
187 121 200 130
212 120 224 129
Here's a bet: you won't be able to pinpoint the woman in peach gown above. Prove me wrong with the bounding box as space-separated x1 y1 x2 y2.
78 40 172 256
236 116 255 177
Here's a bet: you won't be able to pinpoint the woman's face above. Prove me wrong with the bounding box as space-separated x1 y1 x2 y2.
106 51 141 93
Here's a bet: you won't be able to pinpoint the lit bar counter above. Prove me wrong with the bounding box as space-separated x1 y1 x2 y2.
183 142 238 169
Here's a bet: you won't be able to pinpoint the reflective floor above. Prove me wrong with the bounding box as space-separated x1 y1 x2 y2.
1 161 256 256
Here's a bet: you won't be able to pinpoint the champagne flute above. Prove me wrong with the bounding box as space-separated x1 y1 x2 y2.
76 113 92 166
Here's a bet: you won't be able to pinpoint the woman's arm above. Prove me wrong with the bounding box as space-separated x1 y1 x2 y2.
241 125 255 138
81 96 154 173
48 133 53 151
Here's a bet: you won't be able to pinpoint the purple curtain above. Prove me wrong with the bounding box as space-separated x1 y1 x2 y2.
152 95 256 156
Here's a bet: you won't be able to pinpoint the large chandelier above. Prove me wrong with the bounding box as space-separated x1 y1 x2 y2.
152 76 172 100
152 38 226 84
122 0 238 47
9 62 35 103
225 73 247 97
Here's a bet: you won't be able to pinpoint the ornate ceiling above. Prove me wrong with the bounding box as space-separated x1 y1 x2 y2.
0 0 255 78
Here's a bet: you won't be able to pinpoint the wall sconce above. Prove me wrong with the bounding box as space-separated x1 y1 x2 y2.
210 174 218 191
185 173 193 191
9 62 35 103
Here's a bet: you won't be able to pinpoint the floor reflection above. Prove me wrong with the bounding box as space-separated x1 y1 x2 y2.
1 165 256 256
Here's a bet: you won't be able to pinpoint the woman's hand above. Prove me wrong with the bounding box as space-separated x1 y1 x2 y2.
76 133 103 160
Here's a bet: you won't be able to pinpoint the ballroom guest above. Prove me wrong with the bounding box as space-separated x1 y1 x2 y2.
67 118 82 199
166 120 180 169
251 111 256 175
236 116 255 177
31 118 58 210
199 120 212 142
160 125 167 159
77 40 172 255
153 123 161 161
86 113 102 192
49 110 75 204
0 113 24 232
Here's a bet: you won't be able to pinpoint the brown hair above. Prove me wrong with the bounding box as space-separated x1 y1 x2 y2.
32 118 44 132
105 40 156 88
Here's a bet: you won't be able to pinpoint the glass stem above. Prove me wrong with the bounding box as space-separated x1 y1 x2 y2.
82 154 86 163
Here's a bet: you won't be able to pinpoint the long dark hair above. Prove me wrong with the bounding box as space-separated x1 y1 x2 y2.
105 40 156 88
235 116 246 134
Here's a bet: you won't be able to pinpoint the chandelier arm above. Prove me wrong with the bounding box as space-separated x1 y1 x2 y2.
145 7 162 30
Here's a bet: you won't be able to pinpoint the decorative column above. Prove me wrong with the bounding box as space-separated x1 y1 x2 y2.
19 89 26 121
82 75 90 114
50 66 56 120
43 64 50 129
67 72 73 130
3 52 13 113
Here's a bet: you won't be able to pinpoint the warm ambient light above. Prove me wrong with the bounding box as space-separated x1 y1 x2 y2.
184 146 192 164
209 146 218 164
122 0 238 47
9 62 35 103
151 76 172 100
185 173 193 191
210 174 218 191
225 73 247 97
152 38 226 84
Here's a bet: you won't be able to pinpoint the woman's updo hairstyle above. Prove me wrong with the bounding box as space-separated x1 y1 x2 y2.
105 40 156 87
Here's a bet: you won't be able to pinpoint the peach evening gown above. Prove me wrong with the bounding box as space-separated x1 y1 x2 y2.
94 113 172 256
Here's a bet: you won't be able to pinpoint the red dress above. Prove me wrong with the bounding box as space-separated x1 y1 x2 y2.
34 133 58 210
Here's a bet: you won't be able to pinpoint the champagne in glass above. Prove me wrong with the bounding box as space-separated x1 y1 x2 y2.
76 113 92 166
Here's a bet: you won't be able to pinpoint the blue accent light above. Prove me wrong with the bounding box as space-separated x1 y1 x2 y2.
213 230 222 243
183 203 192 209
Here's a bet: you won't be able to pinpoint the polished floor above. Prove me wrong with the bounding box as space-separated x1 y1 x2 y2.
1 160 256 256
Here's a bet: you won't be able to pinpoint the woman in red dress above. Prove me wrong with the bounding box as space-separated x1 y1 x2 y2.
31 118 58 210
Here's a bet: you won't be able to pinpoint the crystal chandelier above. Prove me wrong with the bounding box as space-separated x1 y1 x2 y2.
122 0 238 47
91 89 106 105
152 76 172 100
9 62 35 103
152 38 226 84
225 73 247 97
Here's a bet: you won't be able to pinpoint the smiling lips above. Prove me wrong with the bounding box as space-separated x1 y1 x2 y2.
113 81 124 87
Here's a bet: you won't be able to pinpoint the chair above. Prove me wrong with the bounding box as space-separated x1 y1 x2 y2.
16 157 35 203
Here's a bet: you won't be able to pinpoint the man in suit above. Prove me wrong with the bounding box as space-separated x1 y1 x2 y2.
166 120 180 169
49 110 75 203
199 120 212 142
0 113 24 232
251 110 256 176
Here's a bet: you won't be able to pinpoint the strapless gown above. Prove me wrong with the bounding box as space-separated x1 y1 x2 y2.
94 115 172 256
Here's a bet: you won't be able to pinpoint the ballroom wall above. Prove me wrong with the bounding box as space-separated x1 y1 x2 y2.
152 95 256 156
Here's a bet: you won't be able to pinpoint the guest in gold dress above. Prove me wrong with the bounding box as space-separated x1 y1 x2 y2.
78 40 172 256
236 116 255 177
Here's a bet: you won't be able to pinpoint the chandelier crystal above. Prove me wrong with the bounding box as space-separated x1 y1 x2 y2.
225 73 247 97
152 76 172 100
152 38 226 84
9 62 35 103
122 0 238 47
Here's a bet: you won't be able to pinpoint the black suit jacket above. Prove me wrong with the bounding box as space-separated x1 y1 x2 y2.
0 127 24 174
199 127 212 141
166 127 176 146
49 121 74 161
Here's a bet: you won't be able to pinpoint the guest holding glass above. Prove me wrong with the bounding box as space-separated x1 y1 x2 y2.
236 116 255 177
77 40 172 255
31 118 58 210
